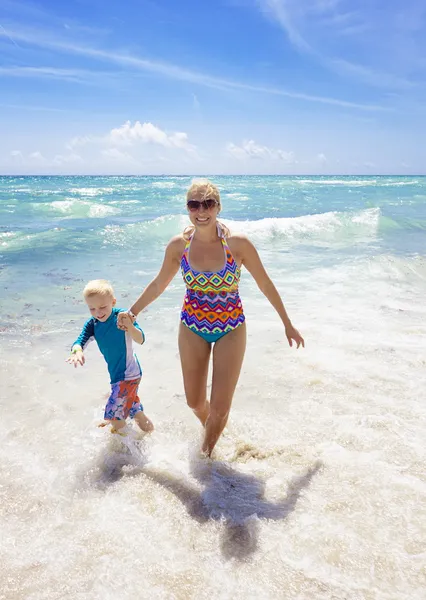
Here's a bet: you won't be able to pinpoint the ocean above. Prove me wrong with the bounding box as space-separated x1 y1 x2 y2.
0 175 425 599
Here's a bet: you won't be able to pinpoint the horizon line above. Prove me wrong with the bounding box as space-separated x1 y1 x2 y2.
0 173 423 178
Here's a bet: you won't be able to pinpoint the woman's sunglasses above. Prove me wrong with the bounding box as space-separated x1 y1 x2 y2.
187 198 218 212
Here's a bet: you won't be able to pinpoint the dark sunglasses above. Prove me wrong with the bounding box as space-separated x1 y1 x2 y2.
187 198 218 212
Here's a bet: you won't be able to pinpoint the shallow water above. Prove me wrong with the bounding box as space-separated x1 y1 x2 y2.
0 175 425 599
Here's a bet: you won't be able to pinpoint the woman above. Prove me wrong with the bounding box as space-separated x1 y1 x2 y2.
118 180 304 456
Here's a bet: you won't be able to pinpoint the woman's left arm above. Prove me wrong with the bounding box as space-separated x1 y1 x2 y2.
239 236 305 348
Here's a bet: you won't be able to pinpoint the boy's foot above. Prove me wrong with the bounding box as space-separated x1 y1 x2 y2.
110 427 127 436
98 421 127 436
134 412 154 433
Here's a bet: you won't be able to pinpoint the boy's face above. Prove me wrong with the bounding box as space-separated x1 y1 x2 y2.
85 293 116 322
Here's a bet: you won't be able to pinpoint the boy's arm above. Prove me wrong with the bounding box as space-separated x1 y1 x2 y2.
119 312 145 344
67 319 95 367
132 320 145 345
72 318 95 351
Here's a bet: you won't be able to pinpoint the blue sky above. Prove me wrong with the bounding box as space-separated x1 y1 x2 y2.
1 0 425 175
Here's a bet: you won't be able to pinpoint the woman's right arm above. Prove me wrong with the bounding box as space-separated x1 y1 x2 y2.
128 236 183 316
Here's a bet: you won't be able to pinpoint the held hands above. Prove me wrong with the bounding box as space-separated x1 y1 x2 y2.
66 349 85 367
117 311 136 331
285 324 305 349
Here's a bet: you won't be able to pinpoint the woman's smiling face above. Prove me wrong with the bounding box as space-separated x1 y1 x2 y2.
186 181 221 230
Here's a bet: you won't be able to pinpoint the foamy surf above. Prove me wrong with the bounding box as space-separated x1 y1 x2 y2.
1 174 425 600
69 187 115 196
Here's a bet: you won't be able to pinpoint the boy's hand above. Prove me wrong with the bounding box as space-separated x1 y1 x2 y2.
118 312 133 331
66 350 85 367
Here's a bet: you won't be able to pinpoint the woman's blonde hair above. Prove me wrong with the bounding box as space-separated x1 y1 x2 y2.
83 279 115 299
184 179 230 240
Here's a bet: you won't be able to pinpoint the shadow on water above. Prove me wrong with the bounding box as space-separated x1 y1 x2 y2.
81 435 322 561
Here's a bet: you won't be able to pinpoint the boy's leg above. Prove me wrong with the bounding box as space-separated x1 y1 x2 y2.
127 379 154 433
108 420 127 434
103 381 130 434
134 411 154 433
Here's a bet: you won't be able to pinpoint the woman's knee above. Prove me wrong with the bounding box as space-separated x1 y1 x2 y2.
186 394 206 411
209 405 230 421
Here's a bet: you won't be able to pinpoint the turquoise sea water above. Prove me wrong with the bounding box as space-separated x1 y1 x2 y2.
1 176 425 599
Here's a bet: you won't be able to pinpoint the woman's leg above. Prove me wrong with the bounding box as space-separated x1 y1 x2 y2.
202 323 246 456
178 323 212 425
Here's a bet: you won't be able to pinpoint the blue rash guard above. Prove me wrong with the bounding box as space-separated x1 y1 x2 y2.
72 308 144 384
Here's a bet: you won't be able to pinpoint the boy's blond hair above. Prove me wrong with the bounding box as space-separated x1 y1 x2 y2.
83 279 115 299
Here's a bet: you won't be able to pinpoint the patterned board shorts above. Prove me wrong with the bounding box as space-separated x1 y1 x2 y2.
104 378 143 421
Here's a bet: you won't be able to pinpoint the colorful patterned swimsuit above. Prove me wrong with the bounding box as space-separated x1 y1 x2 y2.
180 229 245 343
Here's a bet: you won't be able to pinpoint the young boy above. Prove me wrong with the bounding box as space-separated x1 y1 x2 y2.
67 279 154 434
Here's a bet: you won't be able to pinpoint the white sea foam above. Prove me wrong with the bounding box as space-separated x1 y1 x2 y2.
151 181 178 189
299 178 419 187
225 208 380 243
97 208 380 249
1 245 425 599
1 176 425 599
44 199 120 218
225 193 250 200
69 187 115 196
299 178 377 185
49 200 76 212
88 203 120 217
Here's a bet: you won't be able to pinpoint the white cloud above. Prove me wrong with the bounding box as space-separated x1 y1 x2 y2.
227 140 295 162
10 150 23 158
109 121 196 152
317 153 327 163
67 123 196 153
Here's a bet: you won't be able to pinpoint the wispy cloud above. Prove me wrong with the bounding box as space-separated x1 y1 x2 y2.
258 0 311 52
331 59 417 90
227 139 295 162
0 65 102 84
0 23 20 48
0 25 389 111
2 0 110 37
9 149 82 167
28 151 45 161
192 94 201 111
0 102 75 113
255 0 426 90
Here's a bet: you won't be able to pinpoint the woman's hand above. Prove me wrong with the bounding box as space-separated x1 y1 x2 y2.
117 311 135 331
285 324 305 349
